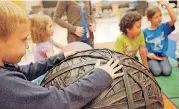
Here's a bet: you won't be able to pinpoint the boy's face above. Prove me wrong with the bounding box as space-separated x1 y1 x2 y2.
127 20 141 38
149 11 162 26
46 20 54 37
0 23 30 65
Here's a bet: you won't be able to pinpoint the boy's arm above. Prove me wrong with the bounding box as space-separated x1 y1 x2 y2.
139 33 149 70
1 68 112 109
165 4 177 26
139 46 149 70
160 1 177 26
53 1 76 34
17 54 65 81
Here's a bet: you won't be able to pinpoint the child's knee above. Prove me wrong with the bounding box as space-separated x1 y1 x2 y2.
150 67 162 76
162 67 172 76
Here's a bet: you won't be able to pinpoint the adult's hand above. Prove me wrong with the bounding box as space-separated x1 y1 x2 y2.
75 26 84 37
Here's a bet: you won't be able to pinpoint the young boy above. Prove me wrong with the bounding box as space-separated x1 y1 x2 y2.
114 12 149 70
143 1 176 76
0 2 123 109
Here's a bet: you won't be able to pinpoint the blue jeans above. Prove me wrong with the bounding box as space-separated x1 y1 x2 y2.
148 57 172 76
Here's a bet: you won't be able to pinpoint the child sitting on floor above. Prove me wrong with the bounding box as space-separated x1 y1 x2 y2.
114 11 149 70
143 1 176 76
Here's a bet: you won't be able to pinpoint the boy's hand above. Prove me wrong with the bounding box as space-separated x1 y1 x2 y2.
157 0 169 7
75 26 84 37
156 56 165 60
95 59 124 79
147 53 164 60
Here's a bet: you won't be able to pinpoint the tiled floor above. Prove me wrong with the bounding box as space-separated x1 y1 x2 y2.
19 8 179 65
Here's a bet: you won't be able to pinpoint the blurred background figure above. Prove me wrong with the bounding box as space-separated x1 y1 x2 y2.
53 1 96 47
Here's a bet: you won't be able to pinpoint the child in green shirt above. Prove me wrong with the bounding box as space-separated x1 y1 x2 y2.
114 12 148 69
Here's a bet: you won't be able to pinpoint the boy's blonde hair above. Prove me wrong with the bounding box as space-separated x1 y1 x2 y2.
30 14 51 44
0 1 29 39
146 6 161 20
